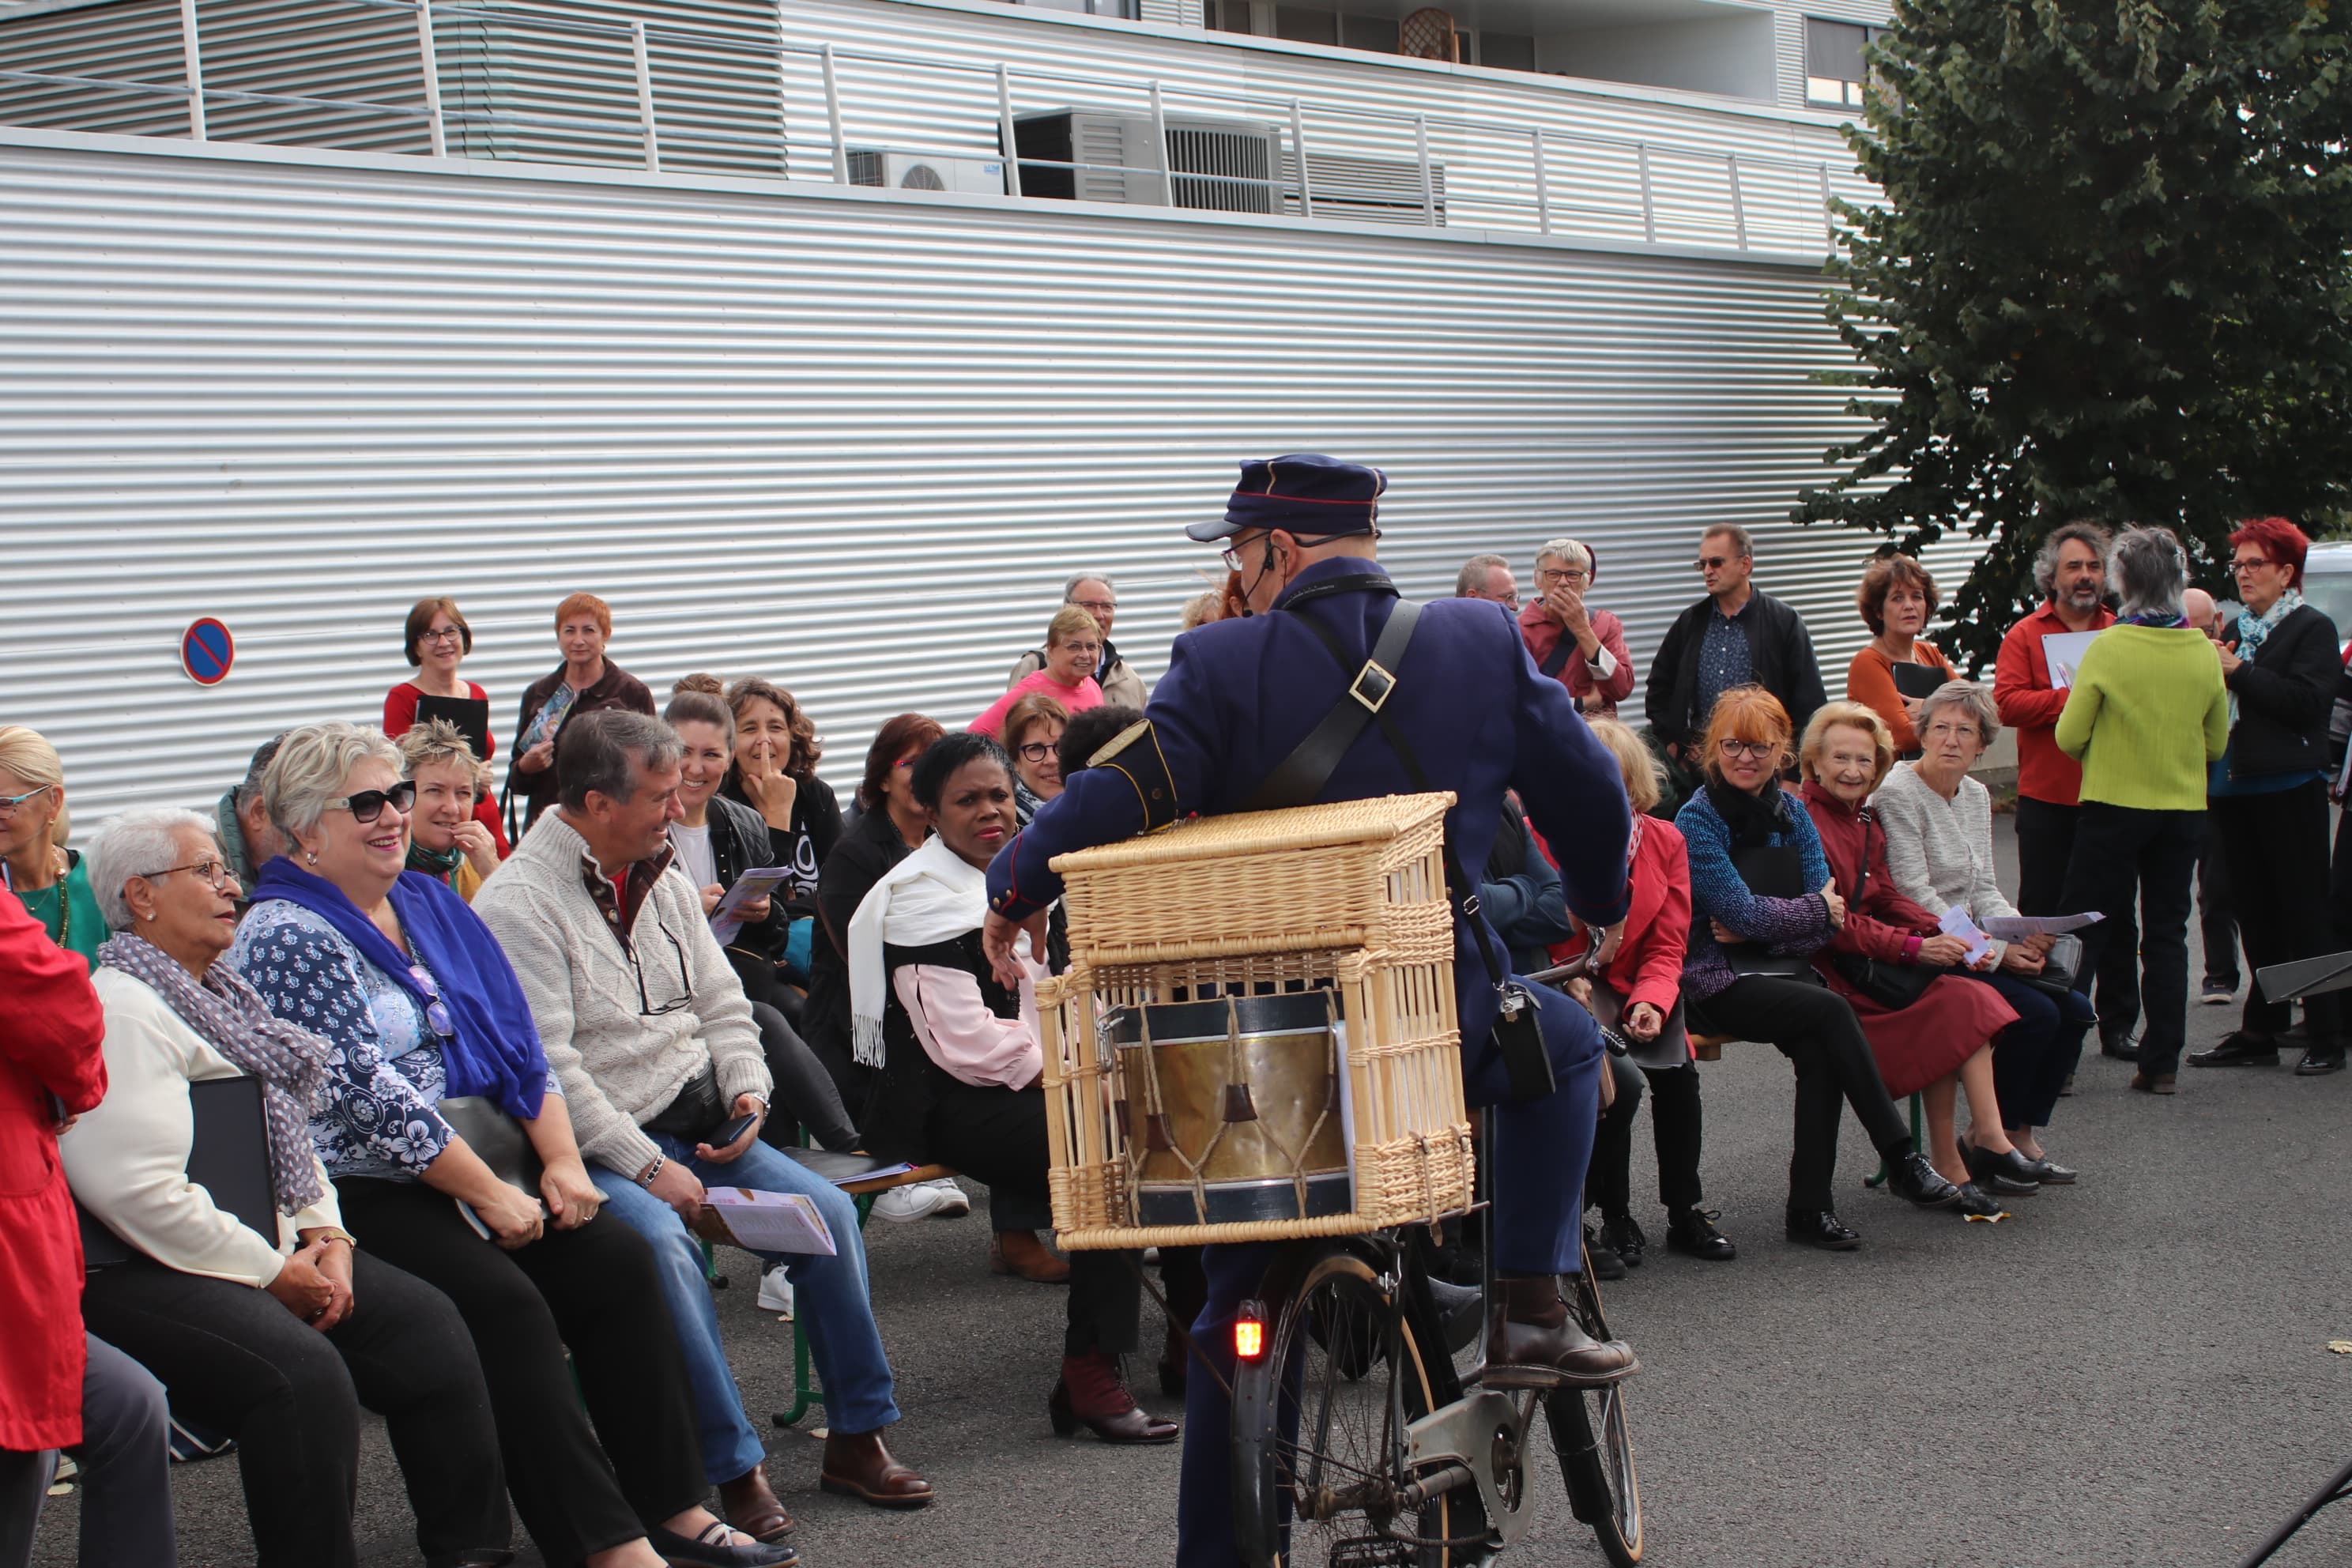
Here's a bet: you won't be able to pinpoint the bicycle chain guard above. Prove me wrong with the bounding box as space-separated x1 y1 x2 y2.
1405 1389 1536 1547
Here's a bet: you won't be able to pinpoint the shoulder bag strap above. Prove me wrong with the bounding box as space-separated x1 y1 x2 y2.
1239 597 1423 813
1538 636 1574 679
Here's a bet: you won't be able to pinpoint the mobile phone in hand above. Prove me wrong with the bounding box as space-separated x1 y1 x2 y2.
708 1111 760 1149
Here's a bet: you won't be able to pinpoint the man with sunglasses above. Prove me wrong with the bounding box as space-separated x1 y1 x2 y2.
1643 524 1827 800
474 710 933 1543
978 453 1640 1568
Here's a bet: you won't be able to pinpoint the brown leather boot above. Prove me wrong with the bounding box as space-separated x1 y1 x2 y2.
716 1462 794 1542
1048 1351 1178 1444
1480 1275 1638 1390
819 1428 934 1510
989 1229 1072 1283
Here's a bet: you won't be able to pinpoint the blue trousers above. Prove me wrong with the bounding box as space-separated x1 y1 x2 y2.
1173 980 1603 1568
593 1133 899 1483
1970 972 2094 1129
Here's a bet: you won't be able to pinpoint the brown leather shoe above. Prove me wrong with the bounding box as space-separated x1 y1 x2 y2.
717 1462 794 1543
989 1229 1072 1283
819 1428 934 1510
1480 1276 1638 1390
1048 1351 1178 1444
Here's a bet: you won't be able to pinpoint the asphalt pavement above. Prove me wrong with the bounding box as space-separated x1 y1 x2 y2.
29 814 2352 1568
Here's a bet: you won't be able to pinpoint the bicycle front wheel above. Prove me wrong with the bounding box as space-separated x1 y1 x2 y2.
1546 1265 1642 1565
1231 1242 1475 1568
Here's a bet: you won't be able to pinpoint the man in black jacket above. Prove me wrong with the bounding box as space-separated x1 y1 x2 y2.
1644 525 1827 782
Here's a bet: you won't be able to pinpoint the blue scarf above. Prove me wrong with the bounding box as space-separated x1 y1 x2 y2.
250 858 548 1121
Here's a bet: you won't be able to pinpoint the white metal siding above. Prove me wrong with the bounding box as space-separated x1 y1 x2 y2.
2 127 1893 831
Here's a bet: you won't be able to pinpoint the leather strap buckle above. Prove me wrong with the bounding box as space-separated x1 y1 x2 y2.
1349 659 1396 713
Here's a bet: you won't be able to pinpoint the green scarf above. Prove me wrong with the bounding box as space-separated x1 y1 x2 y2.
406 839 463 881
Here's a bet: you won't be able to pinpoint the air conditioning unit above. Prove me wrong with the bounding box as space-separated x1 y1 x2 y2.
1281 150 1448 227
1008 108 1280 213
845 149 1008 196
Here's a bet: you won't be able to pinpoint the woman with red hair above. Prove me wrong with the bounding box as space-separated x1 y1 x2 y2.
505 593 655 836
1674 685 1960 1249
2192 517 2346 1076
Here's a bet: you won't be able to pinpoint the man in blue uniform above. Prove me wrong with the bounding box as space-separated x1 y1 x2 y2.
982 454 1638 1567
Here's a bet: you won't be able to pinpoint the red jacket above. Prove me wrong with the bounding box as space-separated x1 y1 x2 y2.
1540 816 1690 1034
1517 602 1637 716
1801 782 1936 963
1993 601 2116 806
0 889 107 1449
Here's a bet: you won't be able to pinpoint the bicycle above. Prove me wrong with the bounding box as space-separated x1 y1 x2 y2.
1226 1123 1643 1567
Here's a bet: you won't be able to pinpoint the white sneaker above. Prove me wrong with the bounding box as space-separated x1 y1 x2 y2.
925 1177 972 1217
757 1264 794 1317
870 1183 955 1223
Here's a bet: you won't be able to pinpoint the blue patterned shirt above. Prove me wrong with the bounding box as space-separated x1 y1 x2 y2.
1694 601 1755 725
228 901 559 1182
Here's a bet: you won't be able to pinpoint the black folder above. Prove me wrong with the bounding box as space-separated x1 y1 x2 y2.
1721 844 1816 979
80 1076 277 1269
413 694 492 763
1891 662 1947 699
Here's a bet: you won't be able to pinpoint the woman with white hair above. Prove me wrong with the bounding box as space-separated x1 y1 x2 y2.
227 723 793 1568
1517 538 1636 718
1872 680 2096 1183
2054 527 2230 1094
66 805 511 1568
0 726 104 971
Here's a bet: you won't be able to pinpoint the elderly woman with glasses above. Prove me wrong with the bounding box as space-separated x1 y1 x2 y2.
1676 686 1960 1250
0 726 105 971
1515 538 1636 718
226 723 790 1568
66 806 511 1568
2052 528 2230 1095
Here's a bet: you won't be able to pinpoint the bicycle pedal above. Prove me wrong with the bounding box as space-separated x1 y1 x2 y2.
1329 1538 1415 1567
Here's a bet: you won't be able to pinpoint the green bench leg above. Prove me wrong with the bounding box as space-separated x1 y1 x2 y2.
1864 1091 1926 1189
773 1191 880 1428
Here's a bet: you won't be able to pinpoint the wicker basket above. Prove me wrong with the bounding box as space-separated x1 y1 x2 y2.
1038 793 1475 1250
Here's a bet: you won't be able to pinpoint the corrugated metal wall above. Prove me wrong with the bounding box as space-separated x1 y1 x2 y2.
1 126 1906 833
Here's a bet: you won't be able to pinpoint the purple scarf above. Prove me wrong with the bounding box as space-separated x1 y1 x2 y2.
250 858 548 1121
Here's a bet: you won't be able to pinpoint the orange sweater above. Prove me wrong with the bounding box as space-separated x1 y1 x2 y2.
1845 642 1954 753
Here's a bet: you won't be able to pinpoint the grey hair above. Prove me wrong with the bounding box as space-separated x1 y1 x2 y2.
1917 679 2002 751
1533 537 1593 575
2031 521 2112 599
1702 523 1754 560
265 722 405 842
1454 553 1511 597
86 806 219 932
556 710 684 811
2111 526 2188 621
1062 571 1117 603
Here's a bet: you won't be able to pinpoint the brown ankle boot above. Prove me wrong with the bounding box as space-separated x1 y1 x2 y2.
716 1462 793 1541
990 1229 1072 1283
819 1427 933 1510
1481 1275 1638 1390
1047 1351 1178 1444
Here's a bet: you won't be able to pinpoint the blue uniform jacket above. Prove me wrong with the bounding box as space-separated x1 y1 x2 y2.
986 556 1634 1042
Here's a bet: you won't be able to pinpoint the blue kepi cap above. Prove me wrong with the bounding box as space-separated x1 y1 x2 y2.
1186 453 1387 544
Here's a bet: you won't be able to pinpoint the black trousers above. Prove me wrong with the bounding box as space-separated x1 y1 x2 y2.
749 999 859 1153
79 1251 504 1568
922 1080 1141 1359
334 1178 705 1566
2197 814 2241 989
2016 794 2142 1037
2214 782 2343 1042
2060 805 2202 1077
1688 975 1910 1217
1585 1056 1706 1218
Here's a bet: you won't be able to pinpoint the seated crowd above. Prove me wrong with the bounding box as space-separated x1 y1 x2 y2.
4 517 2338 1566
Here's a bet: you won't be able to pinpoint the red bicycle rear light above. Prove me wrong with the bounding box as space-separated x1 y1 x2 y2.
1234 1302 1268 1361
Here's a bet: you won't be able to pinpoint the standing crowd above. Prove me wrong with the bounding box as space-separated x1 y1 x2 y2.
4 518 2341 1567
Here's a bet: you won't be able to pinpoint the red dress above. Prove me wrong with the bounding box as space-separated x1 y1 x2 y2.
1801 782 2018 1097
0 888 107 1450
386 678 511 857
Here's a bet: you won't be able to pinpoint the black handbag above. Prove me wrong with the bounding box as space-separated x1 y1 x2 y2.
643 1068 727 1141
2017 933 2086 998
1721 845 1819 982
1825 808 1946 1009
1586 982 1693 1072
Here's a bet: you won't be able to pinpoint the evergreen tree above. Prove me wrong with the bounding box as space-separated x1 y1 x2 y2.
1797 0 2352 667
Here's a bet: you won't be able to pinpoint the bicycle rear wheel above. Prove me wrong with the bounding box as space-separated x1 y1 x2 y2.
1546 1263 1642 1565
1231 1242 1478 1568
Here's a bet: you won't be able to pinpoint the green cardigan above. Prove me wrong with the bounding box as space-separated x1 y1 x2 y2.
2053 624 2229 812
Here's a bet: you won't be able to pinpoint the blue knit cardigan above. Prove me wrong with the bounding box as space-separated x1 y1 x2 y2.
1673 786 1836 1001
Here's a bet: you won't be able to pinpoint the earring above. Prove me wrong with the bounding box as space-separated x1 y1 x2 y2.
304 850 319 865
142 911 156 922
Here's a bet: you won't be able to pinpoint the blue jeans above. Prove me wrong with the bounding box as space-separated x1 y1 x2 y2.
592 1133 899 1483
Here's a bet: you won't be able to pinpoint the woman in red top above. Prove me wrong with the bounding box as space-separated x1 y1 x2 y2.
383 596 509 858
1541 718 1731 1268
1797 703 2037 1217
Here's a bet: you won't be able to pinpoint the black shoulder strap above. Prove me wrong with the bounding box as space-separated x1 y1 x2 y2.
1538 638 1574 678
1240 598 1423 813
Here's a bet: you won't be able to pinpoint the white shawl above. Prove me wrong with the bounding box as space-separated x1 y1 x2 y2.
848 835 990 1068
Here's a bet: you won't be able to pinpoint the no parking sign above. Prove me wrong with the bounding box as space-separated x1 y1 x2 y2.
180 619 235 685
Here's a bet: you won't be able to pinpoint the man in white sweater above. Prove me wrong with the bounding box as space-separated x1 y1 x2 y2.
474 711 932 1538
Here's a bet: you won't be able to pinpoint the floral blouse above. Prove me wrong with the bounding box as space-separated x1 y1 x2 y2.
228 901 560 1182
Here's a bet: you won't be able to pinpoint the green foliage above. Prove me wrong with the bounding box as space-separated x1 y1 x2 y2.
1797 0 2352 669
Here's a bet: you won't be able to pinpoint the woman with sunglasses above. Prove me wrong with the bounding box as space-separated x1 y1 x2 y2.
0 726 104 971
69 805 509 1568
1675 686 1961 1250
228 723 792 1568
